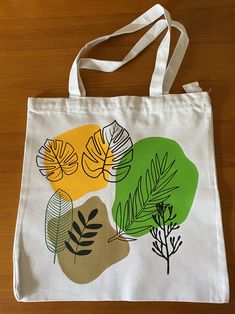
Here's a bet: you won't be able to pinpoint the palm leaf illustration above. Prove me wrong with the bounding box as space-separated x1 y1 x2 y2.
82 120 133 182
36 139 78 182
45 189 73 263
109 153 179 242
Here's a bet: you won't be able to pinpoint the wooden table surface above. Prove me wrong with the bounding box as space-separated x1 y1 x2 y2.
0 0 234 313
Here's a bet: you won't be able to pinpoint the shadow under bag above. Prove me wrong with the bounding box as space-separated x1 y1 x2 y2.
13 3 229 303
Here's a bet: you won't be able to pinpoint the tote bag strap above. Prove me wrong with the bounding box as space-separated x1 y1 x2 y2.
69 4 188 97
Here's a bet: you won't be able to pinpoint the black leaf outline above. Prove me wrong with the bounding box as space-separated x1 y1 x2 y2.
108 152 179 242
150 202 183 275
36 139 78 182
82 120 133 182
65 208 102 263
45 189 73 264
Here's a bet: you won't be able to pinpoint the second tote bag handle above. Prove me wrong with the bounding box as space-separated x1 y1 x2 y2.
69 4 189 97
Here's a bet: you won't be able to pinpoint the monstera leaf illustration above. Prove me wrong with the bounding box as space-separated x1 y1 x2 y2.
45 189 73 263
36 139 78 182
82 120 133 182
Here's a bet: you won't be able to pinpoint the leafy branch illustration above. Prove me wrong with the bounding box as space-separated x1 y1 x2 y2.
109 152 179 242
45 189 73 264
82 120 133 183
36 139 78 182
150 202 183 275
65 208 102 264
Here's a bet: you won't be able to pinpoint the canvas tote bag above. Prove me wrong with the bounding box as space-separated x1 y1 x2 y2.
13 4 229 303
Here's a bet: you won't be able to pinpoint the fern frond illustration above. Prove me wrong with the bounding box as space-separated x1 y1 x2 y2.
36 139 78 182
109 153 178 242
82 120 133 182
65 208 102 264
150 202 183 274
45 189 73 264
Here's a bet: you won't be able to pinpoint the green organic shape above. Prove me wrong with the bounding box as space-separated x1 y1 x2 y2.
110 137 199 241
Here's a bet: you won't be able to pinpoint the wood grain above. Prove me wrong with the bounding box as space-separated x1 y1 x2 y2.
0 0 234 313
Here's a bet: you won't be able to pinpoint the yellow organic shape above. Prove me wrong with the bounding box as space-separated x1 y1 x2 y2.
47 125 110 201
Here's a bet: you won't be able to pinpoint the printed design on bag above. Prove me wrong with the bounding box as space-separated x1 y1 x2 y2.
108 152 178 242
110 137 199 243
54 196 130 284
150 202 182 275
82 120 133 183
45 189 73 263
41 122 199 278
36 139 78 182
65 208 102 264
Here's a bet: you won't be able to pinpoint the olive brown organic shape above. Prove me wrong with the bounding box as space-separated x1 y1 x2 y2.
51 196 130 284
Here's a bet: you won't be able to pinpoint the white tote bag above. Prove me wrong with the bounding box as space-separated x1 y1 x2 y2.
13 4 229 303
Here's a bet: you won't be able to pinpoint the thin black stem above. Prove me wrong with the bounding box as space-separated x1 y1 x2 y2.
53 252 56 264
108 231 123 243
162 211 170 275
74 225 86 264
53 192 61 264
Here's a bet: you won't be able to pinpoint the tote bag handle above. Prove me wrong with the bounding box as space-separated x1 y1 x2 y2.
69 4 189 97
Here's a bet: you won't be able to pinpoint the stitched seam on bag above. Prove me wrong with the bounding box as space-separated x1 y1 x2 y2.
204 112 213 301
28 103 202 113
204 110 221 302
13 107 35 301
208 112 228 302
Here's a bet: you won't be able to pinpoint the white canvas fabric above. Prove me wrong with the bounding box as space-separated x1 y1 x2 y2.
13 4 229 303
